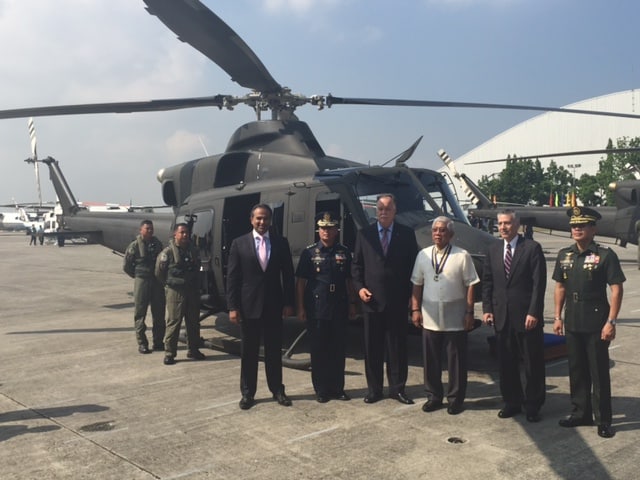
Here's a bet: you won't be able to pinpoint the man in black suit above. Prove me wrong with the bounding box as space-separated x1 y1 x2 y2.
352 194 419 404
482 209 547 422
227 204 295 410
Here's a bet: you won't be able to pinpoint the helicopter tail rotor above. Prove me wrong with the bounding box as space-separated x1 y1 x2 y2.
26 117 42 207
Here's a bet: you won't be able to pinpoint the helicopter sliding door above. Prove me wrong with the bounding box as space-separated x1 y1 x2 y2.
220 194 261 292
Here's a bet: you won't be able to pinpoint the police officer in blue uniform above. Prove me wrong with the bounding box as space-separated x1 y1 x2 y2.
296 212 357 403
552 206 625 438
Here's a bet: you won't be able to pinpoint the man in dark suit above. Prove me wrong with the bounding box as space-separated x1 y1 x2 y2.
227 204 295 410
352 194 419 404
482 209 547 422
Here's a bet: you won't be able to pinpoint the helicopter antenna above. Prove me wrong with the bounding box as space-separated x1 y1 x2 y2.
198 136 209 156
381 136 423 167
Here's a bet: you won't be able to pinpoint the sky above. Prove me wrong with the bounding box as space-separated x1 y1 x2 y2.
0 0 639 206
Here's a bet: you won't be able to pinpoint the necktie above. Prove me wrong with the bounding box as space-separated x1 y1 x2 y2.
504 243 512 278
380 228 389 255
258 236 268 271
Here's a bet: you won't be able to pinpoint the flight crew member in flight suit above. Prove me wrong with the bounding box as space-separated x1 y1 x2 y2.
553 206 625 439
155 223 205 365
123 219 165 354
296 212 357 403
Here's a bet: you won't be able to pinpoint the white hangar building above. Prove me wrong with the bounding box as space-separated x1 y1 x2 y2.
443 89 640 203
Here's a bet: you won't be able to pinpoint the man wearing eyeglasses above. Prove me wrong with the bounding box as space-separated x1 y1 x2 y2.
553 206 625 439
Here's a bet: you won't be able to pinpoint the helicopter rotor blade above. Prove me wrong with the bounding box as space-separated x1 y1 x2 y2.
466 147 640 165
143 0 281 93
0 96 228 120
325 95 640 120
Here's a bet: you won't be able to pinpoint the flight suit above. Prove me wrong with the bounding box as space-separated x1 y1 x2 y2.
155 239 201 358
296 241 352 397
123 234 165 349
552 241 626 425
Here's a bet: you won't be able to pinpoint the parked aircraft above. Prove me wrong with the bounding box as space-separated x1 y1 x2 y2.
440 149 639 245
3 0 639 366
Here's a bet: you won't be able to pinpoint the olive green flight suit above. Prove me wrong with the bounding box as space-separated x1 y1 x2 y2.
123 234 165 349
155 239 201 358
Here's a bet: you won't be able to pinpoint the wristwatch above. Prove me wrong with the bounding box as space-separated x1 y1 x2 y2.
607 319 616 326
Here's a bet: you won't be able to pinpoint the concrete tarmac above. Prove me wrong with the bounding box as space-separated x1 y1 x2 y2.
0 230 638 479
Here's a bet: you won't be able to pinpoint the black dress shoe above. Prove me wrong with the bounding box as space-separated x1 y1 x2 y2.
526 413 541 423
335 391 351 401
390 392 414 405
187 350 206 360
273 390 292 406
138 345 151 354
558 415 594 428
597 423 615 438
163 355 175 365
447 403 463 415
363 393 383 404
239 396 255 410
498 406 521 418
422 399 443 412
316 394 330 403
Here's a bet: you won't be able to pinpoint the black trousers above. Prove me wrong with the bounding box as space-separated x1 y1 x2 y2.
496 324 546 414
566 330 612 424
423 329 467 406
240 312 284 398
308 315 347 396
363 306 408 396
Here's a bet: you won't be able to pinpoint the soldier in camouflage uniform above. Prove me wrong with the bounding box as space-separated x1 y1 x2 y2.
155 223 205 365
295 212 356 403
123 219 165 354
553 206 625 439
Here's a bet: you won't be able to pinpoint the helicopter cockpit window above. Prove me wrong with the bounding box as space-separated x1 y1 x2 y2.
353 169 467 228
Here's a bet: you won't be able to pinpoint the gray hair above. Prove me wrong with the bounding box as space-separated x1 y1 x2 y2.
497 209 519 222
433 216 455 234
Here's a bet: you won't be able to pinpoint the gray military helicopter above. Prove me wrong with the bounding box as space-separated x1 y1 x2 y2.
443 147 640 245
4 0 640 367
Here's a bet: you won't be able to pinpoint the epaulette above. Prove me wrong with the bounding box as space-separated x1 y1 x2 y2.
305 243 317 249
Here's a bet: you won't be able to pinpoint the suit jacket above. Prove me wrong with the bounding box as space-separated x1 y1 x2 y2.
351 222 419 313
226 231 295 319
482 235 546 332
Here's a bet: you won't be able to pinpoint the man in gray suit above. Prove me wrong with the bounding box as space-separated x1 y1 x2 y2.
227 204 295 410
482 209 547 422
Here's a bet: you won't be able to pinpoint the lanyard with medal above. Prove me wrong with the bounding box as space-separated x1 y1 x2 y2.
432 244 451 282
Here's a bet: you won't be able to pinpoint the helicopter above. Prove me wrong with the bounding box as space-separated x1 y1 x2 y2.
441 148 640 246
4 0 640 367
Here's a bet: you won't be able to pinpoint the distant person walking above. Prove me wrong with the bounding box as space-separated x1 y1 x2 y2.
29 225 37 245
123 220 165 354
37 225 44 245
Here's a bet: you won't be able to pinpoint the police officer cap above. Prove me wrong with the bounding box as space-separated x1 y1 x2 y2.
568 206 601 225
316 211 340 228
